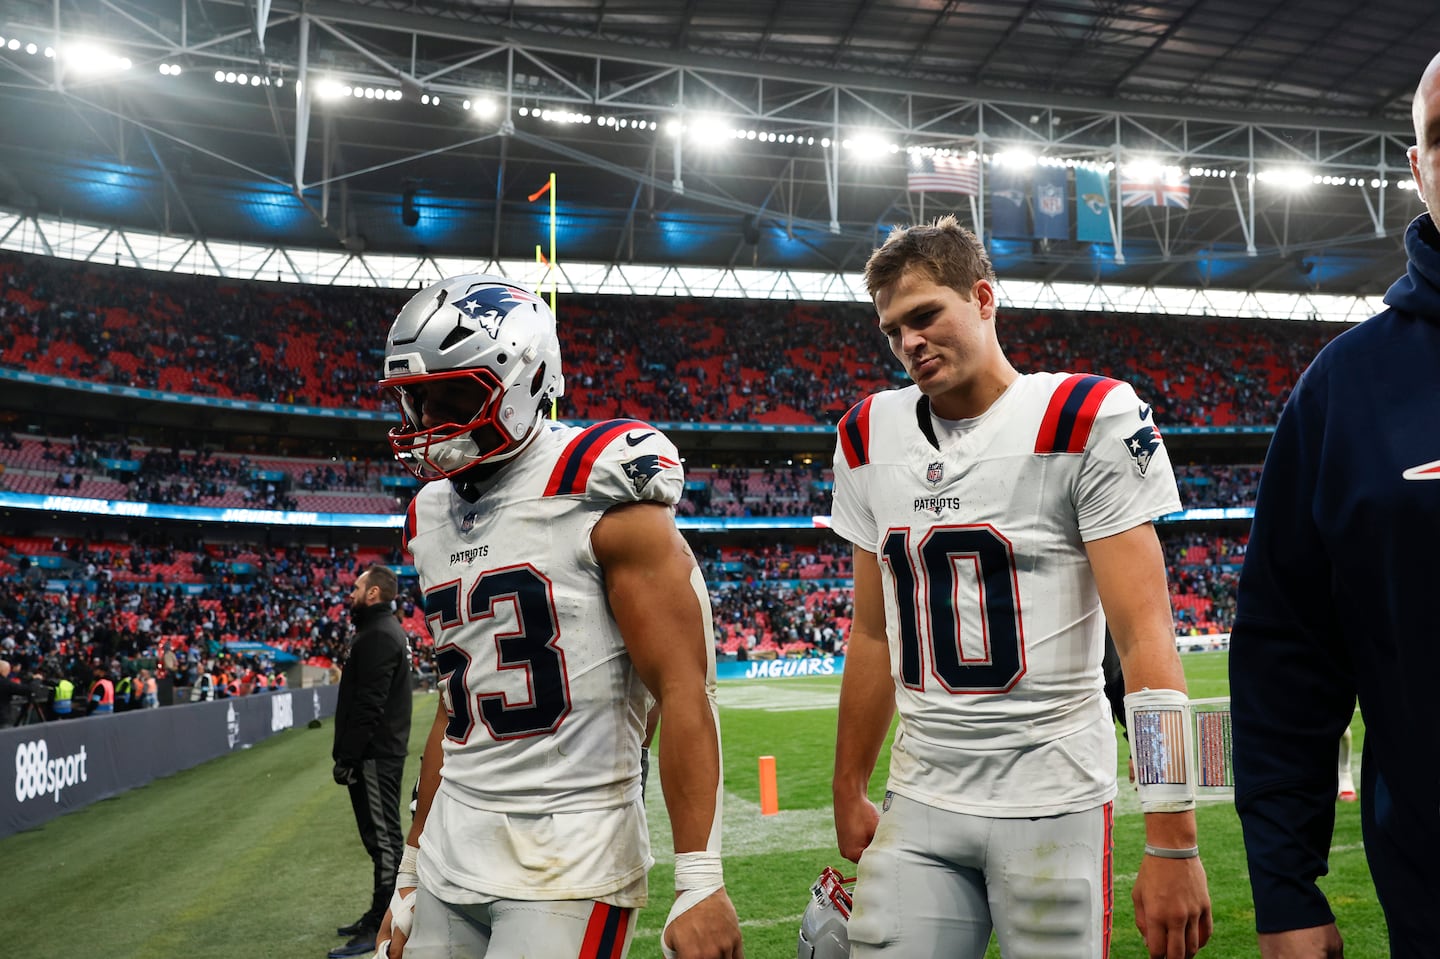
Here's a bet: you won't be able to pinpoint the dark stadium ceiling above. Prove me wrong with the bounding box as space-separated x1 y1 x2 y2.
0 0 1435 294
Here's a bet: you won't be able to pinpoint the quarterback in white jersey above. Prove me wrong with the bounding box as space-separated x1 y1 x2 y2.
830 218 1211 959
830 372 1180 819
374 275 743 959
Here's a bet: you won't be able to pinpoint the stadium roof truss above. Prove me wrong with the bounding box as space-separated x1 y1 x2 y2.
0 0 1431 295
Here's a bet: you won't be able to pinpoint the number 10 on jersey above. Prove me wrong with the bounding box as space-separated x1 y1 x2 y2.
880 525 1027 694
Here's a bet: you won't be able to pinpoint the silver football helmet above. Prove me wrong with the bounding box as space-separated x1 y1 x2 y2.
798 866 854 959
381 275 564 480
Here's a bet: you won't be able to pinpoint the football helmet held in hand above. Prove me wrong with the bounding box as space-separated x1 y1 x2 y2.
798 866 854 959
382 275 564 480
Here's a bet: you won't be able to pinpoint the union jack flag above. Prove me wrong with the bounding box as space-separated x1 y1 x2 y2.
1120 173 1190 209
907 154 979 196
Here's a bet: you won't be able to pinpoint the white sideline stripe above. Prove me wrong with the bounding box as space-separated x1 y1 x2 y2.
646 786 840 863
717 683 841 711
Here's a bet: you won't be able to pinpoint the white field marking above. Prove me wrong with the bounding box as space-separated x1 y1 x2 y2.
646 783 839 863
716 682 841 712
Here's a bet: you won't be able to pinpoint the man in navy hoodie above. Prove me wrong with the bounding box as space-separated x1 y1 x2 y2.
1230 49 1440 958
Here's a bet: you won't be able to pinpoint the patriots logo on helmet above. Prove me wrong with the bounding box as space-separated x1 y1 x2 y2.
1123 425 1163 477
451 284 540 340
622 453 678 495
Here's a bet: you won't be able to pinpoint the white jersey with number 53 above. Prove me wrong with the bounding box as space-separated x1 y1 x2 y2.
404 418 683 903
830 373 1181 818
406 418 682 812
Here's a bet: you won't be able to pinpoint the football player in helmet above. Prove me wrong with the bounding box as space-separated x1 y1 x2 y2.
830 219 1212 958
798 867 853 959
374 275 743 959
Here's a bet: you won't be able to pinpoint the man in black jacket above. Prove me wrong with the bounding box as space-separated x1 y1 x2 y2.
330 564 412 959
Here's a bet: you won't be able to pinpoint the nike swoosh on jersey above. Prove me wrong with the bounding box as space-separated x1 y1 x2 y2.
1402 459 1440 480
624 431 654 446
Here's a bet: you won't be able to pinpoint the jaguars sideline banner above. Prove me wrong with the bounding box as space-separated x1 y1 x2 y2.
717 655 845 681
1 685 339 838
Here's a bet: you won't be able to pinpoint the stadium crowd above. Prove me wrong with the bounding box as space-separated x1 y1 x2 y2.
0 251 1268 726
0 433 1265 516
0 524 1247 725
1 249 1343 428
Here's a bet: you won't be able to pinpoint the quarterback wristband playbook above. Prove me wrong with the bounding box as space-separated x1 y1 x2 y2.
661 852 725 959
1124 687 1197 812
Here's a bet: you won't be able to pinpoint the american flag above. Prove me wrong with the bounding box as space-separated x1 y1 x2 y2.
1120 173 1190 209
907 154 979 195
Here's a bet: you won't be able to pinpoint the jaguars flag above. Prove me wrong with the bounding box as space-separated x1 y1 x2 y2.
1074 166 1112 243
1033 166 1068 240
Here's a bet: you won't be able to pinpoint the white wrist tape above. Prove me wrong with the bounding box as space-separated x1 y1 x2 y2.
387 844 420 941
1124 687 1197 812
396 843 420 889
661 852 725 959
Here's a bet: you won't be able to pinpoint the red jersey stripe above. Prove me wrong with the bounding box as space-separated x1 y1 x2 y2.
839 396 875 469
543 419 647 496
1034 374 1122 454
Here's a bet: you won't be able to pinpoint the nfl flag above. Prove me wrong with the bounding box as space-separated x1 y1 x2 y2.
1033 166 1068 240
907 154 979 195
1120 172 1191 209
1074 166 1112 243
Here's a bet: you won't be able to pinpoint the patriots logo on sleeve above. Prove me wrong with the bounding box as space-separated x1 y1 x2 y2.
622 453 678 495
1123 425 1163 477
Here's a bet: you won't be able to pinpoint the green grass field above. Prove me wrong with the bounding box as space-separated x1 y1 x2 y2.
1 651 1382 957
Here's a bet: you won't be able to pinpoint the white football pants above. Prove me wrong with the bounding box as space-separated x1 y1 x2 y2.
403 886 636 959
848 792 1114 958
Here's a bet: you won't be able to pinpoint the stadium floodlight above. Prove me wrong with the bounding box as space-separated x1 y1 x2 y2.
60 42 133 75
25 42 37 55
993 149 1038 168
1256 166 1314 189
686 113 729 147
6 39 19 50
1120 158 1179 181
44 46 54 58
843 130 896 161
316 79 345 99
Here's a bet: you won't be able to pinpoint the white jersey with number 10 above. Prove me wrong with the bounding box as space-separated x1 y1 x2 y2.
830 373 1181 818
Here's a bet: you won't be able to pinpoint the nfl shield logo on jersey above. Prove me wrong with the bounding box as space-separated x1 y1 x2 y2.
1123 425 1163 476
460 511 477 532
926 461 944 486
